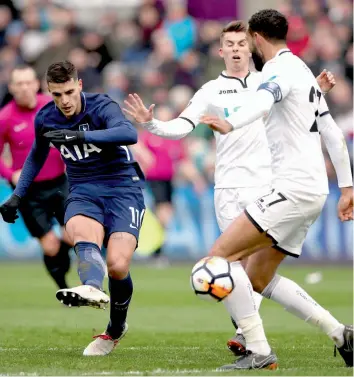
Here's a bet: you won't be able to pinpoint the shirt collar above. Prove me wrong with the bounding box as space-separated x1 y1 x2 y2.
275 48 292 57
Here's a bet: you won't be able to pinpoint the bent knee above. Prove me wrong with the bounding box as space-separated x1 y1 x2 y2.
107 258 130 280
66 215 104 245
39 231 60 256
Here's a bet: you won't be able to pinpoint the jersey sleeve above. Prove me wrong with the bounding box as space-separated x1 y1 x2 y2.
318 95 330 118
317 110 352 188
84 100 137 145
258 61 291 102
139 86 210 140
178 85 210 127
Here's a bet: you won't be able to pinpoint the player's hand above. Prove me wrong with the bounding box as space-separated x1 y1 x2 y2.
337 187 353 222
316 69 336 94
0 194 21 223
43 130 84 144
123 94 155 123
200 115 233 134
11 169 21 186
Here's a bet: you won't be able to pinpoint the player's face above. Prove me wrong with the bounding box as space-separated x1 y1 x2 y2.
48 78 83 118
219 32 251 72
246 29 264 63
9 68 40 108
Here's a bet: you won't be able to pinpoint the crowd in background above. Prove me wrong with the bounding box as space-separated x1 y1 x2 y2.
0 0 352 191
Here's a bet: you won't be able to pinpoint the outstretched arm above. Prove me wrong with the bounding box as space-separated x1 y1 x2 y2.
122 90 208 140
44 101 138 145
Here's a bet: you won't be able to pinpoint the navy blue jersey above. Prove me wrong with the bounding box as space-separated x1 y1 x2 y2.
14 93 145 198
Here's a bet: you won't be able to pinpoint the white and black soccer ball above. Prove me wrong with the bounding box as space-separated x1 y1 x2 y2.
190 256 234 302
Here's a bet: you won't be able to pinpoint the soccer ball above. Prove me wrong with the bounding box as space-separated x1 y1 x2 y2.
190 256 234 302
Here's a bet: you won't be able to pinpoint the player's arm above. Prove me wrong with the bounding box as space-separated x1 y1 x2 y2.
44 101 138 145
201 64 291 134
317 101 353 221
122 89 209 140
0 114 50 223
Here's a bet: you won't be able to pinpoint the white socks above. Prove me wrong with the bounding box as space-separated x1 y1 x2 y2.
224 262 271 355
262 275 345 347
236 292 263 335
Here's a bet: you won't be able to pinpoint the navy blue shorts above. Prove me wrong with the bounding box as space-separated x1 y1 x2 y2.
64 183 145 244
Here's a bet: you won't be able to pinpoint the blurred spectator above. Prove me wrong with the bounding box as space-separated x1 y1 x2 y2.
34 28 74 77
80 30 112 72
102 62 129 104
68 47 102 92
0 5 12 48
162 0 197 59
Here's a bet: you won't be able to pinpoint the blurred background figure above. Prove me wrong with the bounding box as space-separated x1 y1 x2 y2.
0 0 352 263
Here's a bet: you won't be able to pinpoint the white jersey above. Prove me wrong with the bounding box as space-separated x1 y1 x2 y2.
260 49 330 195
180 71 271 189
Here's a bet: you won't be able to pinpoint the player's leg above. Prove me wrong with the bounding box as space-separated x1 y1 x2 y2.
246 242 353 367
212 189 305 370
244 189 352 367
227 256 266 355
18 192 69 289
214 188 265 355
56 185 109 308
58 214 109 308
83 186 145 356
48 175 73 288
149 180 173 265
208 212 278 370
40 230 69 289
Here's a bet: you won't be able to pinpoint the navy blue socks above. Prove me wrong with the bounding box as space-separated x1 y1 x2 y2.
74 241 105 290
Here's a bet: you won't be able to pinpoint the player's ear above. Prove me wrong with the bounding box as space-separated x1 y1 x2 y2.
78 79 83 91
218 47 224 59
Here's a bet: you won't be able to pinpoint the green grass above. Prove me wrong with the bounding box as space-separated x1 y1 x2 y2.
0 263 352 375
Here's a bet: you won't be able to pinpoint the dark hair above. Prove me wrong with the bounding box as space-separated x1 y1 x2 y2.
10 64 37 81
220 20 247 44
46 60 78 83
248 9 288 42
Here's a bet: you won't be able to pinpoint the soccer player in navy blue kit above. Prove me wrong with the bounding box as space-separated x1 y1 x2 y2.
0 61 146 356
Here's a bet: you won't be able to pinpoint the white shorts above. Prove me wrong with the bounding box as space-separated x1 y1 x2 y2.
245 188 327 258
214 186 271 233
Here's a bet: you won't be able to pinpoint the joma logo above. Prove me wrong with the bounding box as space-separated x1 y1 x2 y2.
219 89 238 94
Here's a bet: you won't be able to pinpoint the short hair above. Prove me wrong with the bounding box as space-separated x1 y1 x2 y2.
248 9 288 42
46 61 78 84
220 20 247 44
10 64 37 81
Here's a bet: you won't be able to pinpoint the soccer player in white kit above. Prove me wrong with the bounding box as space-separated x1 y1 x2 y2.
123 19 346 369
200 9 353 370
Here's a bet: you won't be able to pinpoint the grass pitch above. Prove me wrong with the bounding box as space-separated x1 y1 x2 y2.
0 262 352 376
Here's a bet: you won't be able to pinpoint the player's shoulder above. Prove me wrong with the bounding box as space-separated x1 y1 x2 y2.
200 78 218 91
35 99 56 127
85 92 116 108
0 100 15 119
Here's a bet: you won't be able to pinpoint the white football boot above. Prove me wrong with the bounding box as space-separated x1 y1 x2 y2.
83 323 129 356
56 285 110 309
